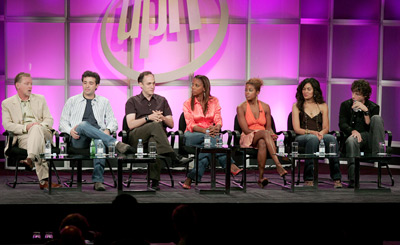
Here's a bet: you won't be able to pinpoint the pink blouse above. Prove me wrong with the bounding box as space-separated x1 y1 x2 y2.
183 96 223 132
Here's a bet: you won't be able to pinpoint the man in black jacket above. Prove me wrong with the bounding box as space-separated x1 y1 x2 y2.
339 79 385 188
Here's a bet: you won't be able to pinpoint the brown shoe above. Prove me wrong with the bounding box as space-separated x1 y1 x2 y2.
115 142 134 154
39 181 62 190
334 180 342 188
304 180 314 187
20 158 33 170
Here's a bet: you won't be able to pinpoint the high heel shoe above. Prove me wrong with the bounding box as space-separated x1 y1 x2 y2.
276 166 288 177
258 178 269 188
231 168 243 176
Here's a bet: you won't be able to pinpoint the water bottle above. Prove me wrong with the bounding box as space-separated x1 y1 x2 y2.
319 139 325 157
204 130 211 148
137 139 144 158
96 140 105 157
45 140 52 158
90 139 96 156
278 140 285 156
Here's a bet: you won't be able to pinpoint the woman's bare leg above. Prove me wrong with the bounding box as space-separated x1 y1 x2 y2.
253 130 287 176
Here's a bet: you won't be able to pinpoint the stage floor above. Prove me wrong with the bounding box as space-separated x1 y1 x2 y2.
1 165 400 244
1 167 400 205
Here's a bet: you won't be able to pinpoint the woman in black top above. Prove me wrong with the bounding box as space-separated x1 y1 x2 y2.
292 78 342 188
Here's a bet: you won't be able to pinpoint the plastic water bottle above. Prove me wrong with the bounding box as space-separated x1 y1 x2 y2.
204 130 211 148
45 140 52 158
319 139 325 157
278 140 285 156
96 140 105 157
90 139 96 156
137 139 144 158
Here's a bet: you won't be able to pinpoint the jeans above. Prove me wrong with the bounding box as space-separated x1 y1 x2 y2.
71 121 117 183
184 131 235 181
295 133 342 181
345 115 385 181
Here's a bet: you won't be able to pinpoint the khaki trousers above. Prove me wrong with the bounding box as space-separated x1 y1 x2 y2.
17 125 52 181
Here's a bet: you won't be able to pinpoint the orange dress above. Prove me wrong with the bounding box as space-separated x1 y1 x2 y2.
239 101 266 148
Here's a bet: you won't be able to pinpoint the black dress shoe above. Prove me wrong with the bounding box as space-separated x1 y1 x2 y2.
151 180 160 191
175 154 192 166
348 180 355 189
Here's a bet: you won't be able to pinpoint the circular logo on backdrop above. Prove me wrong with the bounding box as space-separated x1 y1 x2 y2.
101 0 229 83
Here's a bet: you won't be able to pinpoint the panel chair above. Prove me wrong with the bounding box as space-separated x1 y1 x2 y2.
232 114 291 191
336 126 394 187
4 130 62 188
177 112 235 188
118 115 175 188
60 132 118 188
287 112 342 186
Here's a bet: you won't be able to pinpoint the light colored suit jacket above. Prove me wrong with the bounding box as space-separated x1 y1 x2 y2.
2 94 53 151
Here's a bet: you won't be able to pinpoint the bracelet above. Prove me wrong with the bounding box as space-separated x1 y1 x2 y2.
305 129 309 134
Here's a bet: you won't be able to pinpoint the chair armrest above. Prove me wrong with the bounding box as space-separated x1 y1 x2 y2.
385 130 392 148
167 130 178 148
231 130 241 148
3 131 15 155
221 129 233 147
118 130 129 144
175 130 186 155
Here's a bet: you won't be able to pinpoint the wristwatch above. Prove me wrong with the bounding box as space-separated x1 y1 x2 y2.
145 115 149 122
363 110 369 116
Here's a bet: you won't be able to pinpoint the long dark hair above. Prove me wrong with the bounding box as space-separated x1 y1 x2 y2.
191 75 211 115
295 78 325 111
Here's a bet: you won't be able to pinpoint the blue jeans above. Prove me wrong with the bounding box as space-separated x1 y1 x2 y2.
295 133 342 181
184 131 235 181
71 121 117 183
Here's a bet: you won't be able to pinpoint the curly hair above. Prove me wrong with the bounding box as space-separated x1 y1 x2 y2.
246 78 263 92
351 79 371 100
295 78 325 111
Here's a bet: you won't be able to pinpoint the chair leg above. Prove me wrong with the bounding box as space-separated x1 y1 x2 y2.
50 161 62 185
126 162 134 188
160 158 174 188
8 160 19 188
104 159 117 188
297 160 301 185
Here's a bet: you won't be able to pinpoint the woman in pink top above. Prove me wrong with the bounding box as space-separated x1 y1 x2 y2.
182 75 242 189
237 78 287 188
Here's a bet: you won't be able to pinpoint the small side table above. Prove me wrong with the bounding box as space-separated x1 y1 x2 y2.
117 154 157 194
194 147 231 194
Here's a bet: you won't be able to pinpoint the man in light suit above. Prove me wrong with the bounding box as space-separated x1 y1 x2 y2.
2 72 62 190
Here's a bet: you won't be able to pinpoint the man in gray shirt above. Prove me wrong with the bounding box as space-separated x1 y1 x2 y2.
60 70 133 191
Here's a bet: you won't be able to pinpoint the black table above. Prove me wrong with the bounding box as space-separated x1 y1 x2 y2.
117 154 158 194
354 153 399 192
286 153 340 192
194 147 232 194
47 154 88 194
47 154 118 194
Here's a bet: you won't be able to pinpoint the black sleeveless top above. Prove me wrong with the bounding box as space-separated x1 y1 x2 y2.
299 111 322 131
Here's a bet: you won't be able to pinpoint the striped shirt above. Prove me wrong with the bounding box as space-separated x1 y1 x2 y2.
59 93 118 134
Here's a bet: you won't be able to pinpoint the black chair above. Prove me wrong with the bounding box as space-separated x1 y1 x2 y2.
177 112 234 187
336 124 394 187
287 112 342 185
60 132 118 188
232 114 290 190
118 115 175 188
3 130 62 188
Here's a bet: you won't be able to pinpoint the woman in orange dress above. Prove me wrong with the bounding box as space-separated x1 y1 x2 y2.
237 78 287 188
